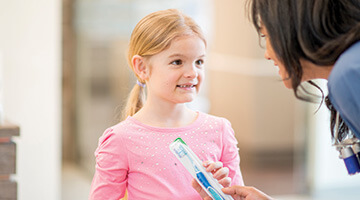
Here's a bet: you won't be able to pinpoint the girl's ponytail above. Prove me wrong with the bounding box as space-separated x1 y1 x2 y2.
121 81 146 120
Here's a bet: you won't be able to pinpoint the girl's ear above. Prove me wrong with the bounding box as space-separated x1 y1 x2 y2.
132 55 149 80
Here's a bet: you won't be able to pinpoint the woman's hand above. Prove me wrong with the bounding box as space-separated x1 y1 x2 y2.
222 186 273 200
191 161 232 200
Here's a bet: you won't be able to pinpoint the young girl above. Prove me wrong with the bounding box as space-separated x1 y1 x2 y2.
89 9 244 199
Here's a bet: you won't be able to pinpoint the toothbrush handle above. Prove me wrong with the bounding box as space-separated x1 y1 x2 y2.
196 171 211 188
196 172 224 200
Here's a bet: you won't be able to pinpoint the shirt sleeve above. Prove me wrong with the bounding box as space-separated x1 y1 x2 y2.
220 118 244 186
89 128 128 200
328 64 360 139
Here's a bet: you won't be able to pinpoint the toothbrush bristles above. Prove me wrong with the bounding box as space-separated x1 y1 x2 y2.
174 145 187 158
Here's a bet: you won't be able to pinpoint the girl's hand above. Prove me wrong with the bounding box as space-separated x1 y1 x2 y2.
203 161 231 186
191 161 232 200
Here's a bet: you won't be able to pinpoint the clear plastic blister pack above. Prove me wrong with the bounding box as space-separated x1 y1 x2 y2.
169 138 234 200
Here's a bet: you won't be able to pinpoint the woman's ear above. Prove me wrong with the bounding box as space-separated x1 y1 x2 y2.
132 55 149 80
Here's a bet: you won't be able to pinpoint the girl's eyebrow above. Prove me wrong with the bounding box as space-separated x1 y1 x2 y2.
168 54 206 58
168 53 184 58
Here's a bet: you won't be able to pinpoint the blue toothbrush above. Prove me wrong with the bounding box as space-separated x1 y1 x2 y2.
172 140 227 200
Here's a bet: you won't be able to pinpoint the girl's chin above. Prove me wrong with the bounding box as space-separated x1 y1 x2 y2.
180 95 197 103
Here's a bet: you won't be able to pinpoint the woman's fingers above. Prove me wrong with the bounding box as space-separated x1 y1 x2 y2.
222 186 273 200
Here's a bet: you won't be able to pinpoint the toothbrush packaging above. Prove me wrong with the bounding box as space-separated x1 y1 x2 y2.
169 138 234 200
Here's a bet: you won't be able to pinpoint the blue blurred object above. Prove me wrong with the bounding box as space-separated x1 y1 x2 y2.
341 147 360 175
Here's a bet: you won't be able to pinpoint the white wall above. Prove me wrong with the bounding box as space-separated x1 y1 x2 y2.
0 1 61 199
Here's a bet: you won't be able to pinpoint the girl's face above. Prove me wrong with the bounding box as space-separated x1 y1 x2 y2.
145 35 206 104
261 27 293 89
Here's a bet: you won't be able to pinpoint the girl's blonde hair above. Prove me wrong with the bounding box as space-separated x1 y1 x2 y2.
121 9 206 120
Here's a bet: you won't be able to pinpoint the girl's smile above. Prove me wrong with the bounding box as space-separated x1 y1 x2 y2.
143 35 206 104
176 83 197 90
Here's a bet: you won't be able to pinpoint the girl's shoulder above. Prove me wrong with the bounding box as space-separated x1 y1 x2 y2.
198 112 232 127
99 117 142 141
197 112 235 140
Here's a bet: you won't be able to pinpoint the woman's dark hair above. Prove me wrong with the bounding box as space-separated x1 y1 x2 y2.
248 0 360 140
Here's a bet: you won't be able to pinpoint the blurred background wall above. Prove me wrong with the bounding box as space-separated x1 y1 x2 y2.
0 0 61 199
1 0 360 200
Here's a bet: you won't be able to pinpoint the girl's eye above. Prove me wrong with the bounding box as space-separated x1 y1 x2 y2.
195 59 204 66
171 60 182 65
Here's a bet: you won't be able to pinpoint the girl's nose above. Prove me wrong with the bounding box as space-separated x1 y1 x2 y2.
184 65 198 79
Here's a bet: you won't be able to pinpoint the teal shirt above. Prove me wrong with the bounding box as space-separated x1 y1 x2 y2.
328 41 360 139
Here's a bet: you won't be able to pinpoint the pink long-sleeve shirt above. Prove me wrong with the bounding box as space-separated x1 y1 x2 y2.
89 112 244 200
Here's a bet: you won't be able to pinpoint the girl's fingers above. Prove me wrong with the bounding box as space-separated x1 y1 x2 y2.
191 179 203 194
205 161 223 172
203 160 213 167
218 177 232 188
192 178 216 200
213 167 229 179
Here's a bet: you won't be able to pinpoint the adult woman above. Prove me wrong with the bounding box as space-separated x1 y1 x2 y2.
194 0 360 199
